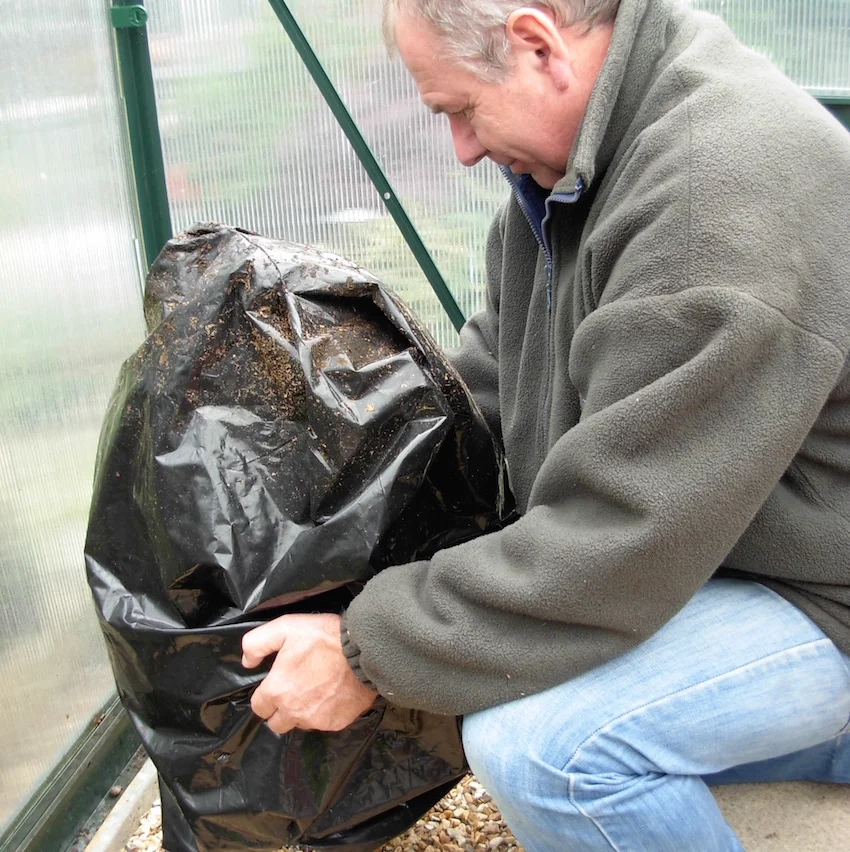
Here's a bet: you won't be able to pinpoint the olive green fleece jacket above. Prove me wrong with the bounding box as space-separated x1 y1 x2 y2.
342 0 850 716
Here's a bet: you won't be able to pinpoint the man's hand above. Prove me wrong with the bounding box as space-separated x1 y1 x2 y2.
241 612 377 735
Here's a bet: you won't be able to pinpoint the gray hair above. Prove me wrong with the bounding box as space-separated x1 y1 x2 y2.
383 1 620 81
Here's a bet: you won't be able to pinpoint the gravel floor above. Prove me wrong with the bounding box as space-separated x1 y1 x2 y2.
124 775 523 852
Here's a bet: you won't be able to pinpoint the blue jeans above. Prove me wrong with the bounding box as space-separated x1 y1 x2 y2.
462 579 850 851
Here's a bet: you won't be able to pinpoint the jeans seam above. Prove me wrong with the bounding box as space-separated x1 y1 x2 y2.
839 654 850 734
563 637 834 774
568 773 623 851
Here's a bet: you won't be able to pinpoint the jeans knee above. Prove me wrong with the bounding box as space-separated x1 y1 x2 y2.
462 701 563 808
463 706 517 795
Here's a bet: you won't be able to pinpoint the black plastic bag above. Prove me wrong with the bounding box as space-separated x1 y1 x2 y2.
85 224 514 851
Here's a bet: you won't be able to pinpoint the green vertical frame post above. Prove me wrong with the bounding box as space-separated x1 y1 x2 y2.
266 0 466 333
111 1 173 271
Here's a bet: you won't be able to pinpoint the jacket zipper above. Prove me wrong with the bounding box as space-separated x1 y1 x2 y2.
542 180 584 306
500 168 584 304
501 168 585 453
500 168 548 257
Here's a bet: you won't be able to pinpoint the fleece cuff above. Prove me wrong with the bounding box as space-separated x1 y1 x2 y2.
340 610 377 692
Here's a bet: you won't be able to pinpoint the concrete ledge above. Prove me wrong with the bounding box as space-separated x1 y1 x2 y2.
84 760 158 852
715 781 850 851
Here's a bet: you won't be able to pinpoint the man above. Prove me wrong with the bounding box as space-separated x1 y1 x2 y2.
242 1 850 848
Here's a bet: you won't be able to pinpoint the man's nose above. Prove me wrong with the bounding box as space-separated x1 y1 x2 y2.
448 115 486 167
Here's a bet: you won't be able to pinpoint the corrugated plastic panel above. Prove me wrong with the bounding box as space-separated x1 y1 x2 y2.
146 0 509 348
692 0 850 96
0 0 146 832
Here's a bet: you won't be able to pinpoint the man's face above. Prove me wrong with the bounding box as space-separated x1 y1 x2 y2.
394 13 573 189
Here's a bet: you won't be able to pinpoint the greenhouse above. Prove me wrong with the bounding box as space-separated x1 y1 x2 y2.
1 1 849 850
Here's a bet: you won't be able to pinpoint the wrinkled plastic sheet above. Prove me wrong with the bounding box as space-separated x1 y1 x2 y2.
85 224 514 851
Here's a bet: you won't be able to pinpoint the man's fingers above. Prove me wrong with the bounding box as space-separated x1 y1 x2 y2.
250 682 269 718
266 709 297 736
241 617 289 668
251 678 296 734
250 676 280 720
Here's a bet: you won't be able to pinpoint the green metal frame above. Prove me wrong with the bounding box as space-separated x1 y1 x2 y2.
109 0 468 330
0 697 138 852
111 0 173 271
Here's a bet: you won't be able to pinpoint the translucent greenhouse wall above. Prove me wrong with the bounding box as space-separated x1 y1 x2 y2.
692 0 850 98
145 0 508 349
0 0 147 834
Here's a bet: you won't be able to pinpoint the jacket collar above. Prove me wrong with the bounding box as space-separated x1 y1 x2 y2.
554 0 677 194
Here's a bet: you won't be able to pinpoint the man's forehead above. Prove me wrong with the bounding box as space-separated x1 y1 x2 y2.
393 12 475 107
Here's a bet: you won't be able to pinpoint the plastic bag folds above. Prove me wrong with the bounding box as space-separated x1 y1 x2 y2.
85 224 514 851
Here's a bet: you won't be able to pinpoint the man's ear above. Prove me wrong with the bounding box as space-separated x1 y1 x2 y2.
505 7 571 89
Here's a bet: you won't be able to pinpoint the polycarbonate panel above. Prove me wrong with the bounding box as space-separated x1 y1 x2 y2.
146 0 508 348
0 0 146 833
691 0 850 96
